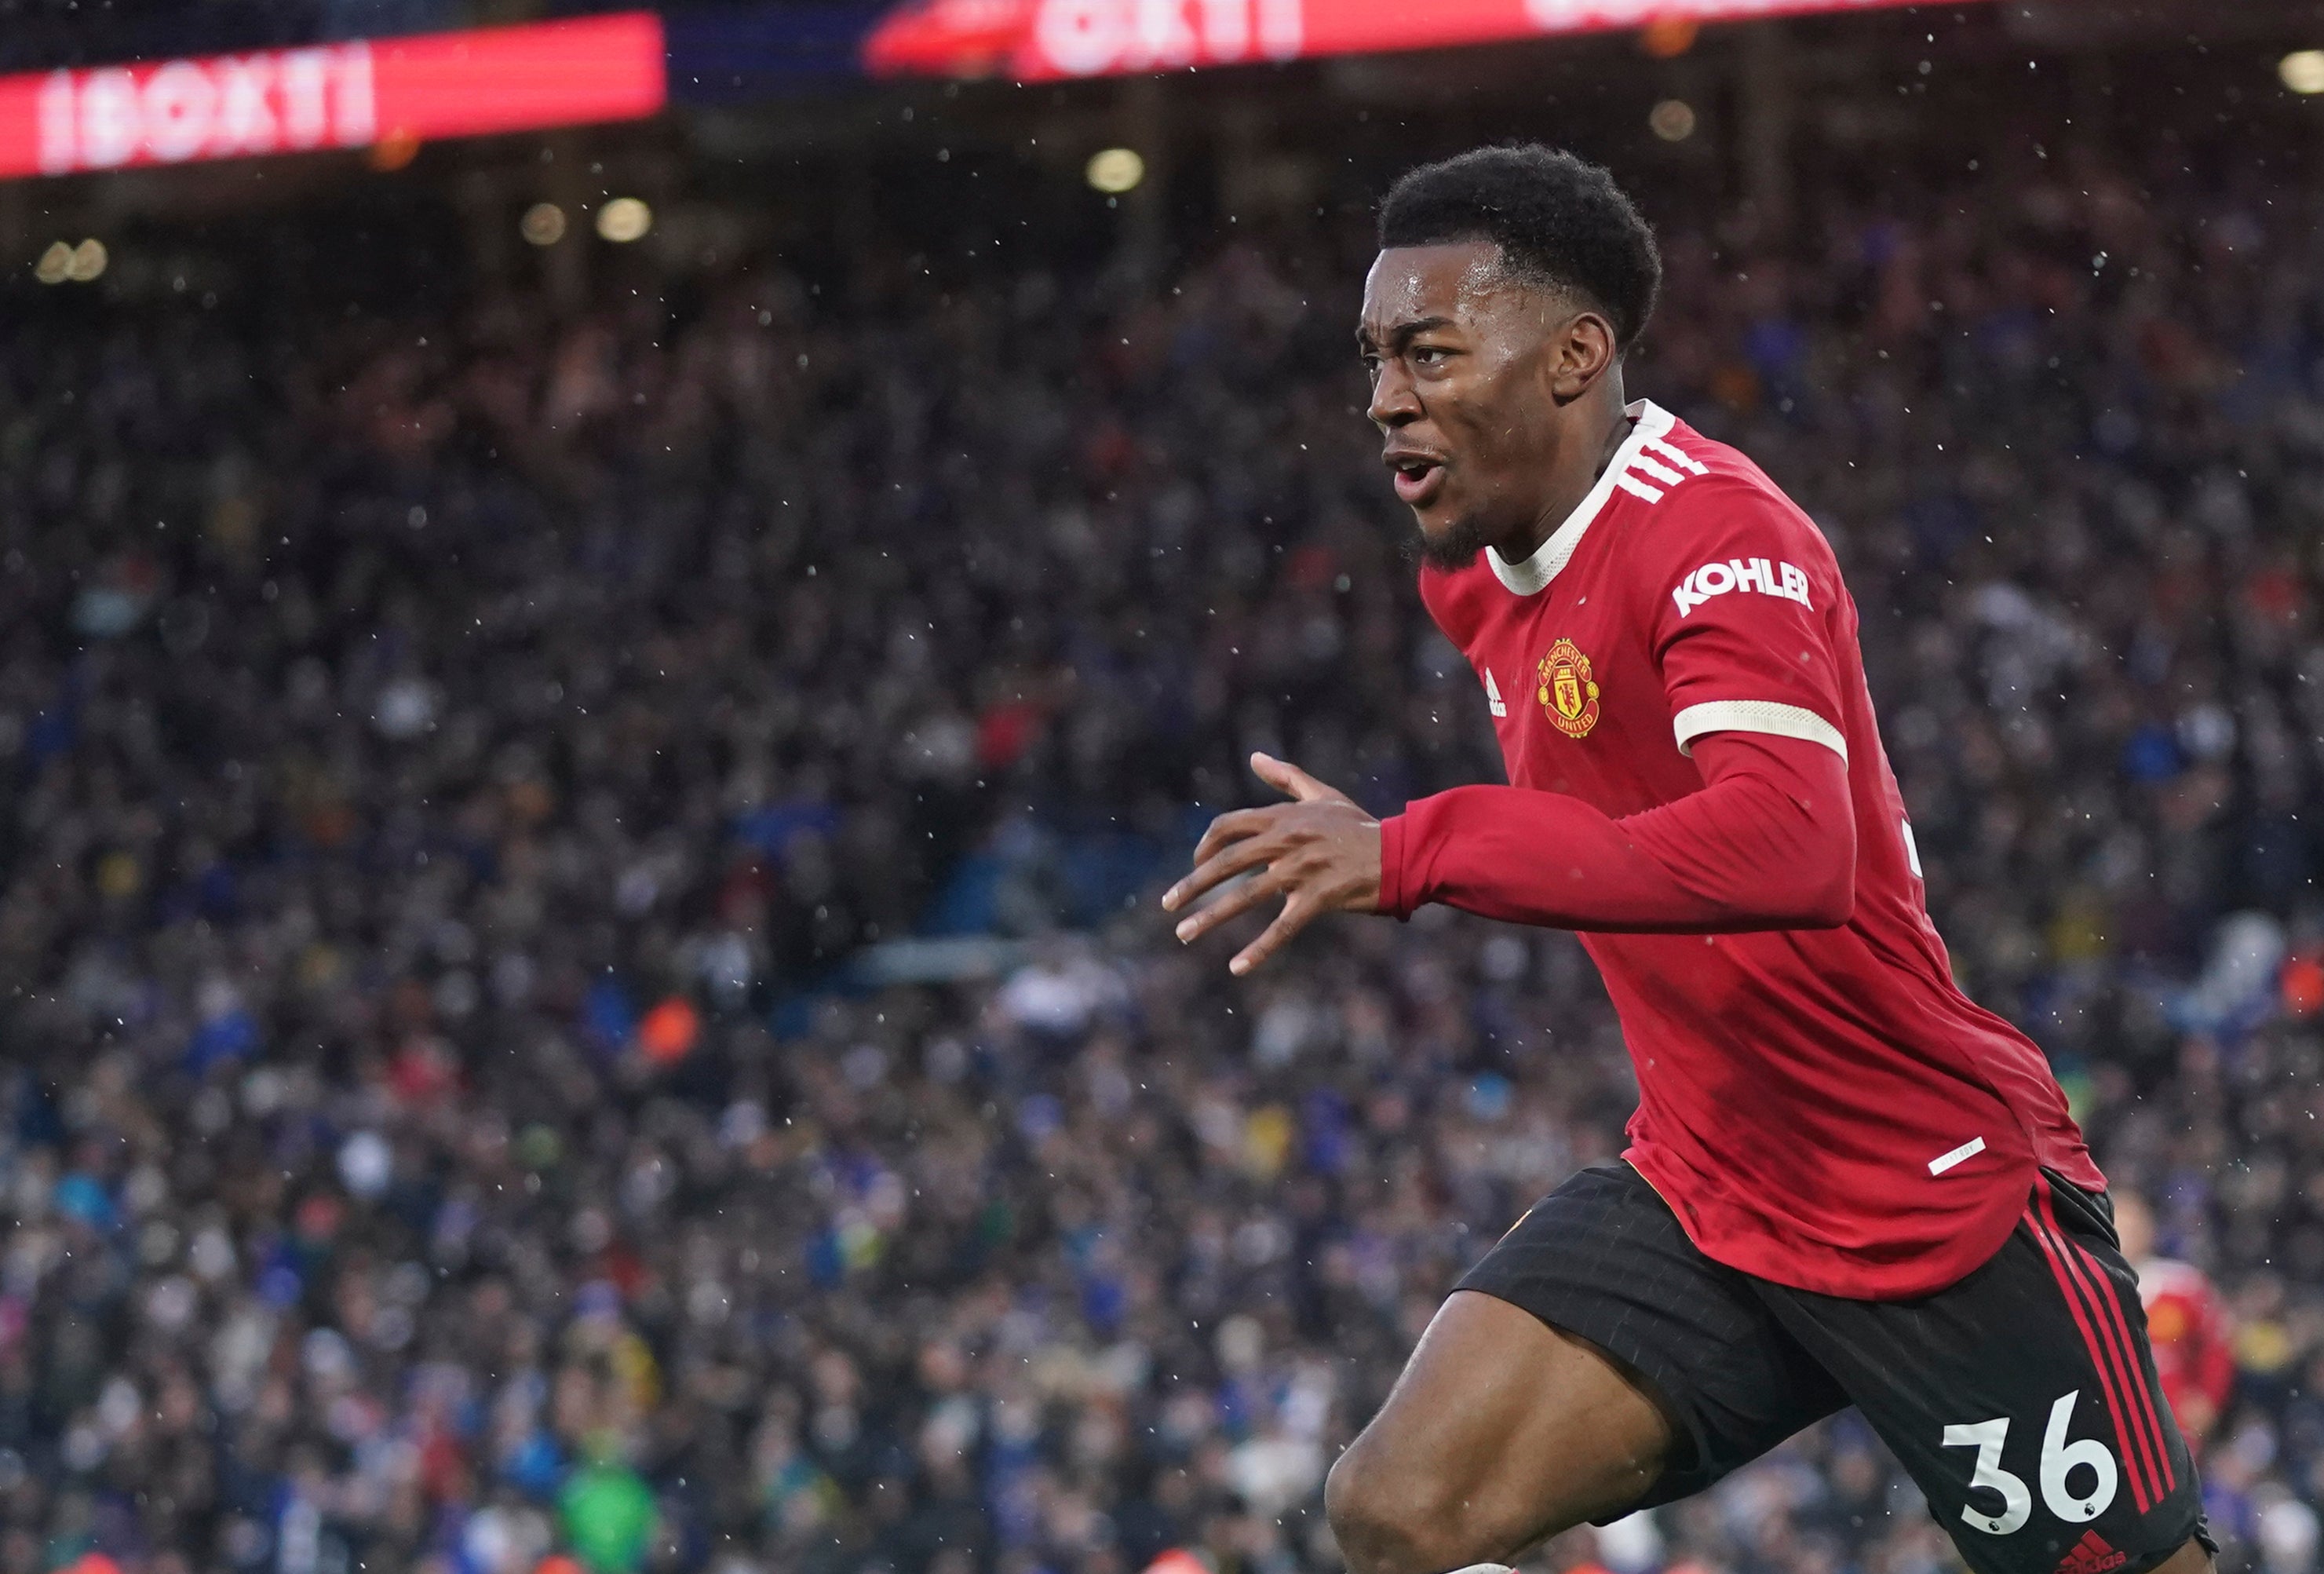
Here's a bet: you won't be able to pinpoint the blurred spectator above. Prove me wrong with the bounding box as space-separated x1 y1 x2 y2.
2119 1191 2238 1451
560 1444 660 1574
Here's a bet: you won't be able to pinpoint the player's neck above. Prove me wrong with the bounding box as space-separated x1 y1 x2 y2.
1498 393 1636 566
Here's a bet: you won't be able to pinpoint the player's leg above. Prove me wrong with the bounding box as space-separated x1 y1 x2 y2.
1326 1163 1848 1574
1323 1290 1670 1574
1757 1172 2213 1574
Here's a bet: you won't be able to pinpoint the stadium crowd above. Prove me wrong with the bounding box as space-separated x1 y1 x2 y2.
2 128 2323 1574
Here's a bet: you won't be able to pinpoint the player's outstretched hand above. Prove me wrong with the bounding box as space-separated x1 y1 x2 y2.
1161 751 1381 976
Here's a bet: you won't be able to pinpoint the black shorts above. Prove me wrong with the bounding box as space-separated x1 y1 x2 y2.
1458 1163 2212 1574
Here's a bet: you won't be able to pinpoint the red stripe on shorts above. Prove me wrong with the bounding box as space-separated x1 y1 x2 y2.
2034 1181 2176 1500
2052 1203 2177 1496
2024 1195 2158 1514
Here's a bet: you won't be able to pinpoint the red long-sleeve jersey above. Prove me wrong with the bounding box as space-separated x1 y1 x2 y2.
1381 399 2101 1299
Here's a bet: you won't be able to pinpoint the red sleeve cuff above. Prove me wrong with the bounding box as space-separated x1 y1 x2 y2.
1377 812 1414 921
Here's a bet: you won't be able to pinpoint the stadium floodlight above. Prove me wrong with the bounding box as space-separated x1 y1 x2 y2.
1085 147 1144 193
521 202 568 246
596 197 652 242
1640 16 1698 57
1649 100 1697 141
367 128 421 171
2282 51 2324 94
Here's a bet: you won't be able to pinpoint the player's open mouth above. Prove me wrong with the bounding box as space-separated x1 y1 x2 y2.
1392 457 1445 506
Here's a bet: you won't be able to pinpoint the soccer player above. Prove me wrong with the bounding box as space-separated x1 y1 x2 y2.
1160 146 2213 1574
2112 1191 2234 1452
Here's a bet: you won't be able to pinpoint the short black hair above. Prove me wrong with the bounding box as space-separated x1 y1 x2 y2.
1377 144 1662 349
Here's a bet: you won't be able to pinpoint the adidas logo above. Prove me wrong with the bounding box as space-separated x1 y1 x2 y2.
1483 670 1507 718
2055 1529 2127 1574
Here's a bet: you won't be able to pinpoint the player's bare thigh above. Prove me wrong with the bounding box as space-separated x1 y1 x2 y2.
1325 1289 1673 1574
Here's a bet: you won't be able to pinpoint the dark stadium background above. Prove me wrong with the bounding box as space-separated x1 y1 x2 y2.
4 2 2324 1572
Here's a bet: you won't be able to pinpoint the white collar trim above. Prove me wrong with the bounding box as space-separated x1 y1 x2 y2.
1486 398 1674 597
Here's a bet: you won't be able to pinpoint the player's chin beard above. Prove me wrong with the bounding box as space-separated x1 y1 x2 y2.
1406 510 1500 572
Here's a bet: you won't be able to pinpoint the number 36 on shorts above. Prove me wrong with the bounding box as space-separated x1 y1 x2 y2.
1943 1391 2118 1535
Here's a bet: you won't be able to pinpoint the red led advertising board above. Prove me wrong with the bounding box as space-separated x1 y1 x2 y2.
0 12 666 181
866 0 1990 79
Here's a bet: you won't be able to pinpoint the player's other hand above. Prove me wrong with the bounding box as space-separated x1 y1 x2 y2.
1161 751 1381 976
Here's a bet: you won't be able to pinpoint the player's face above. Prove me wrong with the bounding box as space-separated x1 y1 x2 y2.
1359 242 1569 565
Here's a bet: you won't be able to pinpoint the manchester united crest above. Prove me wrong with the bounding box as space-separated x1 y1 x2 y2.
1537 638 1600 739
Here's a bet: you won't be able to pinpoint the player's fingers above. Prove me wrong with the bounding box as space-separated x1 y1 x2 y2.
1172 862 1288 944
1229 893 1315 976
1174 809 1273 890
1164 831 1282 916
1189 808 1269 867
1251 751 1352 806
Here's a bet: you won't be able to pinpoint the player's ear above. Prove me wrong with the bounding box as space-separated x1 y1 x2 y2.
1548 310 1618 403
